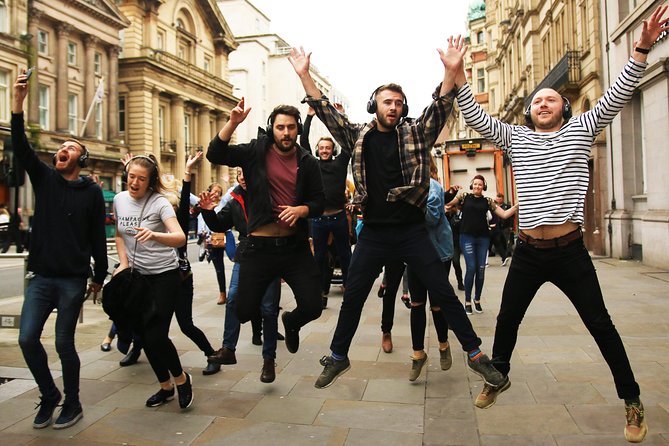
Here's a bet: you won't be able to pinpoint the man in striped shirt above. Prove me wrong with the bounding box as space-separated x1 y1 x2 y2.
289 37 509 392
451 6 668 443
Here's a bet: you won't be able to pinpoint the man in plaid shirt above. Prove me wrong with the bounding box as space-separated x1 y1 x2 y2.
290 36 506 391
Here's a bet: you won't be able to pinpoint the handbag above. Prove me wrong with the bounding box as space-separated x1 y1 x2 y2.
210 232 226 248
102 192 153 329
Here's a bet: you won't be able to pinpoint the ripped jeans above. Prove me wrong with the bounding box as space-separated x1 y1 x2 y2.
459 234 489 302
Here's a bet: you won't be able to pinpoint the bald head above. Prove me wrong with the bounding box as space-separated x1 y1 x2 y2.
527 88 568 132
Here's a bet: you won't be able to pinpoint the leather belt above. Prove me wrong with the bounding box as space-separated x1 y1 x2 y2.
248 235 298 248
518 228 582 249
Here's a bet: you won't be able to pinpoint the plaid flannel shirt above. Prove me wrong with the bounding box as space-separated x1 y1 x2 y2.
305 85 455 211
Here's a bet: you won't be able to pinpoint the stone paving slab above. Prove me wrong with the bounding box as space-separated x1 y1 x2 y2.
0 256 668 444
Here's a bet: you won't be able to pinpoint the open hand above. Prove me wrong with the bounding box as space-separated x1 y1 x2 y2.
438 35 468 71
288 47 311 77
197 191 217 210
636 4 669 48
186 151 203 172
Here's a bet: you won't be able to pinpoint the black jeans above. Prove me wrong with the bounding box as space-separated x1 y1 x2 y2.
407 261 451 351
493 237 640 400
380 261 405 334
330 223 481 357
175 273 215 357
236 237 322 330
139 269 184 383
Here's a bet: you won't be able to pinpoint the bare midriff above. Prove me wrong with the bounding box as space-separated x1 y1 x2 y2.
250 222 296 237
522 221 580 239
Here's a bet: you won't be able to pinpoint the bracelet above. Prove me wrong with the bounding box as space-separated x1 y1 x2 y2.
635 47 650 54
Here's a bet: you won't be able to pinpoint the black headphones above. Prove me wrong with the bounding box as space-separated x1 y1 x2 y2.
122 155 159 188
524 95 572 126
469 175 487 191
315 137 338 158
366 85 409 117
266 112 303 135
52 142 89 168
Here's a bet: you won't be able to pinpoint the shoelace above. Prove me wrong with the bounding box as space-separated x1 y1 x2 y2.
319 355 333 367
626 404 644 427
34 400 61 411
480 384 495 397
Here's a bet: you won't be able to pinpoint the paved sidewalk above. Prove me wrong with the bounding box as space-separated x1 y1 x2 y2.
0 254 667 445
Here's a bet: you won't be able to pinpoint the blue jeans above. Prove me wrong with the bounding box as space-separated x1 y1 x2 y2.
224 262 281 359
312 210 352 291
209 246 227 293
18 274 87 402
330 223 481 357
460 234 489 302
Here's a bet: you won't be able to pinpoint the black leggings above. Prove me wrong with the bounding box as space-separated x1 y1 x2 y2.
139 269 184 383
408 261 451 351
175 273 215 357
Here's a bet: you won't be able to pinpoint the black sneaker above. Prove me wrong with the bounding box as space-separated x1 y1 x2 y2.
252 333 262 346
282 312 300 354
145 387 175 407
315 355 351 389
377 285 385 298
202 362 221 376
177 373 194 409
465 303 473 315
457 283 465 291
33 390 62 429
52 400 83 429
474 301 483 313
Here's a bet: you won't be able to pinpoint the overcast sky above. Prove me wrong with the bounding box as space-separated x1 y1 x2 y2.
249 0 471 122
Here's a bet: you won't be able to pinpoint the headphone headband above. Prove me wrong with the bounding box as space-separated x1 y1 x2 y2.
123 155 159 187
524 95 572 126
366 85 409 117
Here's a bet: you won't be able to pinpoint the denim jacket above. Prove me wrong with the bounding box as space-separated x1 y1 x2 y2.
426 179 453 261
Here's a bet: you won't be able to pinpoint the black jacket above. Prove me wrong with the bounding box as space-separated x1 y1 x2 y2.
207 128 324 239
201 185 247 262
301 114 351 210
11 113 108 283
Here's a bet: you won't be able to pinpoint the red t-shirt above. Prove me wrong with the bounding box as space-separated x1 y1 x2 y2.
266 148 298 230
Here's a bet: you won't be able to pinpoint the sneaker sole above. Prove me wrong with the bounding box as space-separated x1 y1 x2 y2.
52 411 83 430
314 364 351 389
146 395 174 407
475 379 511 409
33 418 53 429
624 420 648 443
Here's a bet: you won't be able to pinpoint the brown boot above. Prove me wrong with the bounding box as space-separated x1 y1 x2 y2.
382 332 393 353
217 292 227 305
207 347 237 365
260 358 276 383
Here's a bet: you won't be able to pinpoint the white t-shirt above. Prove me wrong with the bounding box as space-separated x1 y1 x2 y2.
114 191 179 275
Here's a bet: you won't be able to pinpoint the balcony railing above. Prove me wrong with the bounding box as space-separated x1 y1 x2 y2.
524 50 581 108
140 48 234 96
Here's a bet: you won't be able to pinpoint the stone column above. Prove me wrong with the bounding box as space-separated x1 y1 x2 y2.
27 8 44 126
198 106 212 191
55 23 73 132
172 95 186 177
107 46 121 141
152 87 161 162
83 35 99 137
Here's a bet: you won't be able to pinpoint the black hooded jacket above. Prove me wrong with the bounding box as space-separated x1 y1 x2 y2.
206 127 324 239
11 113 108 283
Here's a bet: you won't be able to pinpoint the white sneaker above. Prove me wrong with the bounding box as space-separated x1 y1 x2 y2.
501 258 509 267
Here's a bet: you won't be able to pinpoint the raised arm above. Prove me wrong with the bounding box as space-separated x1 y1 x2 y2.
207 97 253 167
289 47 362 154
300 107 314 153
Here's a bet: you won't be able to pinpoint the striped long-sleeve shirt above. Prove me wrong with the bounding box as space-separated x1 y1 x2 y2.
456 57 647 230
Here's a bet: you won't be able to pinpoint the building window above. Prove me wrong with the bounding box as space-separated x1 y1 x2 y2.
184 114 191 148
38 85 49 130
0 70 8 122
38 30 48 55
204 56 212 73
68 94 78 134
94 52 102 75
477 31 484 44
158 106 166 147
67 42 77 65
157 30 165 50
477 68 485 93
94 103 102 139
0 1 8 33
118 96 126 133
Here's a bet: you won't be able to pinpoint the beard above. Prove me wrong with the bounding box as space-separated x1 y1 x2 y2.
532 113 563 131
274 136 297 152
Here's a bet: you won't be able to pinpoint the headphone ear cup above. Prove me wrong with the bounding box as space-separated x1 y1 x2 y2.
483 181 487 191
401 97 409 117
469 181 473 190
78 153 88 168
366 98 377 114
524 105 533 125
562 97 572 121
121 168 128 184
